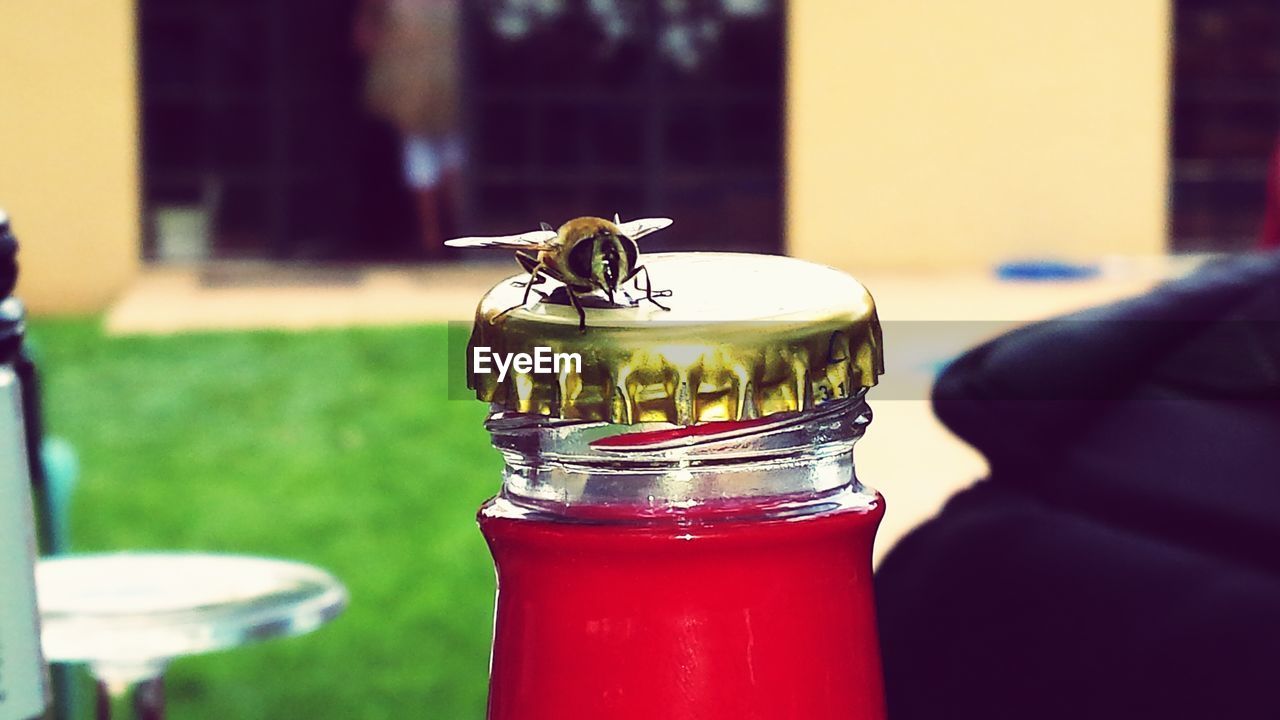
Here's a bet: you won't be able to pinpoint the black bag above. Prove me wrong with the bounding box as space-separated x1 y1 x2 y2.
876 251 1280 720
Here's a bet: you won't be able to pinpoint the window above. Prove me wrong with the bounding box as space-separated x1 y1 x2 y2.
138 0 786 261
464 0 786 254
1170 0 1280 251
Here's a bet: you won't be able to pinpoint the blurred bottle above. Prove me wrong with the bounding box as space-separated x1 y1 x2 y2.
0 211 50 720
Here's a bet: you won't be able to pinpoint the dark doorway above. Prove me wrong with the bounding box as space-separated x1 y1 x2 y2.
137 0 786 262
1170 0 1280 252
139 0 421 262
463 0 786 254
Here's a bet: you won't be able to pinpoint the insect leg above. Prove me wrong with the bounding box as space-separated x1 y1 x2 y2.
518 277 550 300
632 265 671 311
566 289 588 332
511 251 544 288
496 265 547 319
511 274 546 290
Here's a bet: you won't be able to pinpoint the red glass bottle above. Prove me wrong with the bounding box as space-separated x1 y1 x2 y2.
478 396 886 720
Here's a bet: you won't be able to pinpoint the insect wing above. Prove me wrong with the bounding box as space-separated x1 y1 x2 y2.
444 228 557 249
615 217 673 240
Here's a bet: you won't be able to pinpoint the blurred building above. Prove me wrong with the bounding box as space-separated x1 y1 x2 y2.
133 0 785 263
1 1 1275 313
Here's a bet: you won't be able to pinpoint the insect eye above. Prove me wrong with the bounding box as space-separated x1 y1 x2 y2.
567 239 595 279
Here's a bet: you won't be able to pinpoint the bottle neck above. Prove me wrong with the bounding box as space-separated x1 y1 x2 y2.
485 395 875 523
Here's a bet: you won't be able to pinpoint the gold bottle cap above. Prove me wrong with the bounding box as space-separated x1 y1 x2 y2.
466 252 883 425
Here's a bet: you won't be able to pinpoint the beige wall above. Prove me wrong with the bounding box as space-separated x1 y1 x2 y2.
787 2 1171 271
0 0 140 314
0 1 1172 312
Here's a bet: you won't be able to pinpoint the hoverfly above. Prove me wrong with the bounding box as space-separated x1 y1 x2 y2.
446 215 673 330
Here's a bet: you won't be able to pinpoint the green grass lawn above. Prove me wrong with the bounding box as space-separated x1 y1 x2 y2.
28 318 501 719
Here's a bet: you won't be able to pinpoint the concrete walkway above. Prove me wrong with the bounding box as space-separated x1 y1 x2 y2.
106 261 517 335
106 259 1168 333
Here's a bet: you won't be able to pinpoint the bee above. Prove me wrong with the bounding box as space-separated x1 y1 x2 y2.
446 215 674 330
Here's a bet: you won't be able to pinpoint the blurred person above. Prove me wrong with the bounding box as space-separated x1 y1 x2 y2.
876 251 1280 719
354 0 462 258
